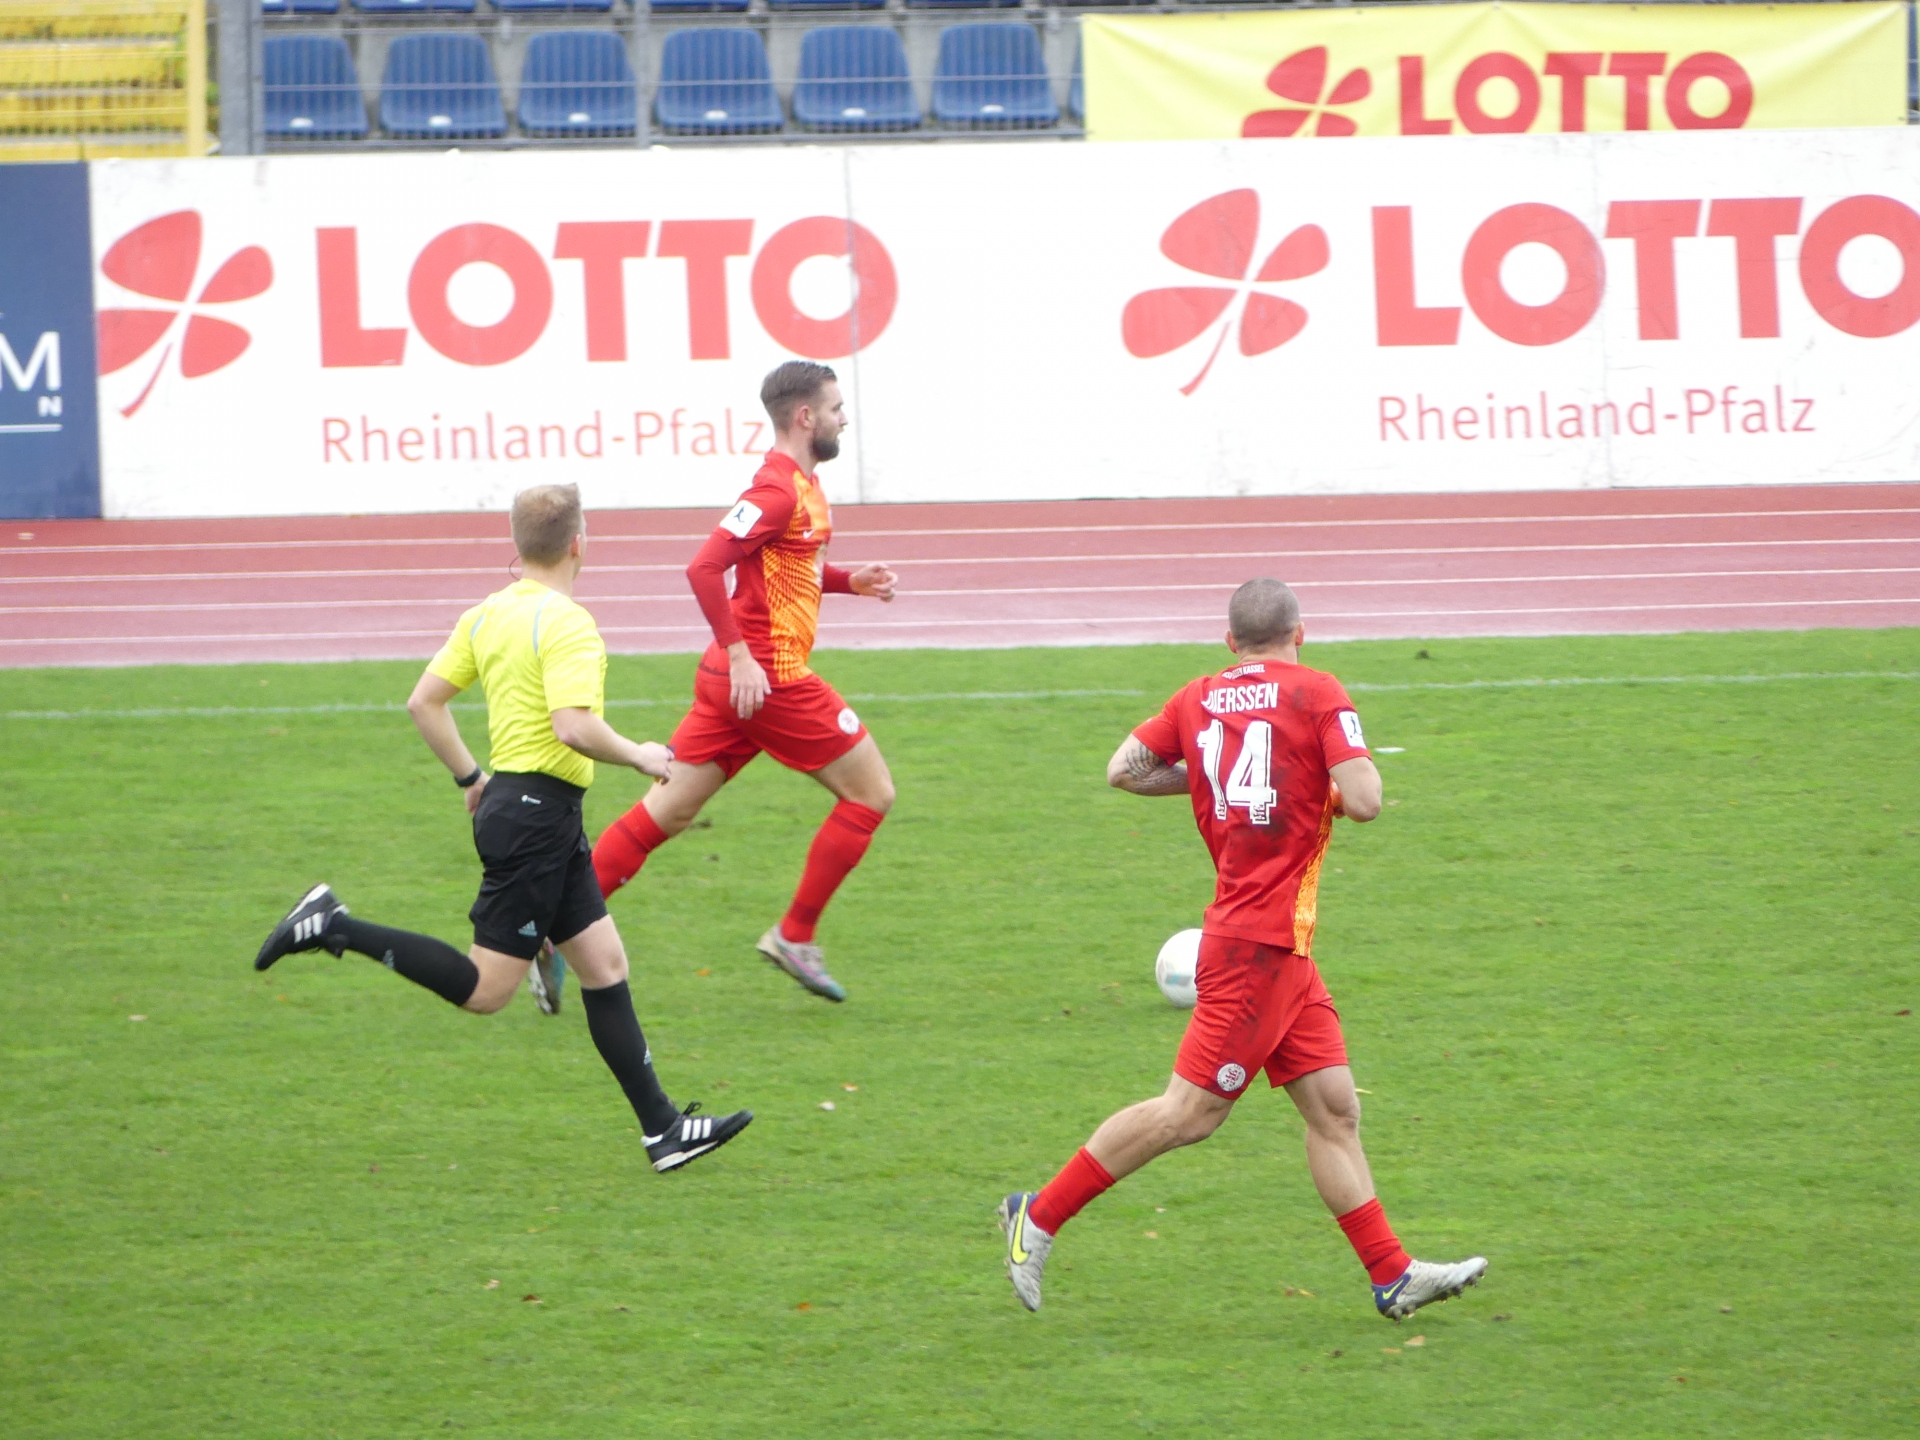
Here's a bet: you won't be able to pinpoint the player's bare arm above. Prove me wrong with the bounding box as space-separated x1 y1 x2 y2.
406 670 488 813
1328 756 1382 821
550 708 673 780
1106 735 1189 796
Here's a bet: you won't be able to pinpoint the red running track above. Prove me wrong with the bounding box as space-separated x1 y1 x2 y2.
2 483 1918 668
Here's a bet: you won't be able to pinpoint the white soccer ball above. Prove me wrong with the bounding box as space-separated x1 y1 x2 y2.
1154 928 1203 1009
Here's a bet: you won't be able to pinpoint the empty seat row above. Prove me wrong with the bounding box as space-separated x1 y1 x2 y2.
265 24 1067 138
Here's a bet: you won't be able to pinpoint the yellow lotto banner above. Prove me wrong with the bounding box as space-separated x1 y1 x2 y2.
1083 3 1907 141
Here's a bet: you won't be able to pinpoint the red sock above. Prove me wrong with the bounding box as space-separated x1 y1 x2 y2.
593 805 668 899
1336 1198 1411 1284
780 801 885 943
1029 1148 1115 1235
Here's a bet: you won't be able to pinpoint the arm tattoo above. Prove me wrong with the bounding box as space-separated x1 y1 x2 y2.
1118 739 1189 796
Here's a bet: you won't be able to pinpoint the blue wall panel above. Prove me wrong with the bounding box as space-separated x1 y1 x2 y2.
0 164 101 519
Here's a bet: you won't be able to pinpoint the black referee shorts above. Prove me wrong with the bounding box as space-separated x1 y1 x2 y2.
469 771 608 960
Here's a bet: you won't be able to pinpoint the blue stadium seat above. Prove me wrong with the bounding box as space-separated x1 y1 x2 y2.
379 34 507 138
769 0 882 10
654 29 782 134
491 0 611 11
353 0 474 15
518 31 635 135
263 35 368 137
261 0 340 14
907 0 1018 9
649 0 748 14
793 26 918 132
930 24 1058 127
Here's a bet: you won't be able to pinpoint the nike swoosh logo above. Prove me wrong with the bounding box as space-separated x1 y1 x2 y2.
1378 1274 1410 1302
1009 1198 1031 1265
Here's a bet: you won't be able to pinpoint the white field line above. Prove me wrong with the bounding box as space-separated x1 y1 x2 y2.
7 672 1916 723
6 536 1920 588
7 592 1920 650
6 566 1917 616
4 504 1918 556
1 687 1147 721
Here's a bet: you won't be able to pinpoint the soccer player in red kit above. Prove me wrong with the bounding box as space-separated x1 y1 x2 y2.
998 578 1487 1318
589 361 899 1003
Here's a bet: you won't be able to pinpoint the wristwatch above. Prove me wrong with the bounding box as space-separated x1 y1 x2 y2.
455 766 483 788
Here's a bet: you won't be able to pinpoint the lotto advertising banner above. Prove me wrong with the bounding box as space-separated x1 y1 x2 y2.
1082 3 1907 142
1 164 102 519
88 127 1920 516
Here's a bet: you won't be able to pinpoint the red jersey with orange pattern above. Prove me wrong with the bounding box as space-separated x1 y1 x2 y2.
1132 659 1371 955
685 451 854 685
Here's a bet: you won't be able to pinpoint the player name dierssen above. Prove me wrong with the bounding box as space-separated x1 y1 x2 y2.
1202 682 1280 716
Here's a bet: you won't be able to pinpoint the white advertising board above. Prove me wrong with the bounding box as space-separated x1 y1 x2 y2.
89 128 1920 517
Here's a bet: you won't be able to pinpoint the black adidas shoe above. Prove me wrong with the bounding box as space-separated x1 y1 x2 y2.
644 1103 753 1174
254 883 348 971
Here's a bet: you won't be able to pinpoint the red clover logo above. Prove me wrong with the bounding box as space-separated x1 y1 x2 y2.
1120 189 1329 394
97 210 273 417
1242 47 1371 138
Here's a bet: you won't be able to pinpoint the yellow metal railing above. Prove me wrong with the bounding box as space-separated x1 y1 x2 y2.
0 0 206 159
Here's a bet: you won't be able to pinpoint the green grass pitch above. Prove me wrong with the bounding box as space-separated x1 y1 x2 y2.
2 628 1916 1439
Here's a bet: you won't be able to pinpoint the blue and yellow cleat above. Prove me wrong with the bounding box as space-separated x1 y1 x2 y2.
1374 1255 1489 1320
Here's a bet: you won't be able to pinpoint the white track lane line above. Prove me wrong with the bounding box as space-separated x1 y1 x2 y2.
7 536 1920 587
7 672 1915 722
7 566 1918 616
10 594 1920 647
4 503 1918 556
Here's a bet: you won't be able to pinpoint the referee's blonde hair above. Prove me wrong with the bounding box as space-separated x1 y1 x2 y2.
511 484 584 566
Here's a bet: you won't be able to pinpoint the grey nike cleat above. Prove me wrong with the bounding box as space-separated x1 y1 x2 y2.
254 883 348 971
755 926 846 1002
1373 1255 1489 1320
529 938 566 1016
997 1192 1054 1312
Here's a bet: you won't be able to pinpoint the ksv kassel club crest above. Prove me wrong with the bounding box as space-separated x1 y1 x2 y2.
1121 189 1330 394
97 211 274 417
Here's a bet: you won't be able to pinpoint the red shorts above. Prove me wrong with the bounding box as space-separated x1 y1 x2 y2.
1174 934 1349 1099
668 664 869 779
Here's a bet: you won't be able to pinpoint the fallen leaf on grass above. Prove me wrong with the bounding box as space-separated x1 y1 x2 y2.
1404 1335 1425 1348
695 969 711 977
1492 1313 1511 1321
1898 1009 1911 1017
1382 1347 1401 1355
819 1101 836 1112
796 1302 812 1312
522 1295 541 1305
1326 1349 1343 1358
1672 1375 1687 1384
369 1163 380 1173
1142 1231 1159 1239
613 1305 630 1312
129 1015 147 1022
1298 1289 1314 1297
1155 1206 1166 1213
484 1280 500 1290
842 1084 858 1092
1719 1305 1733 1314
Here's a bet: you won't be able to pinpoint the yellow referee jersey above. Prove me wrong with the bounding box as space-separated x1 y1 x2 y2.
427 578 607 789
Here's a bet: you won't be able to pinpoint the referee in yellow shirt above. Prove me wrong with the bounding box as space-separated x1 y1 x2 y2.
254 484 752 1173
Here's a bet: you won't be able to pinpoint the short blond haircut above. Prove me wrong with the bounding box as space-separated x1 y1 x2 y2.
511 484 583 566
1228 577 1301 648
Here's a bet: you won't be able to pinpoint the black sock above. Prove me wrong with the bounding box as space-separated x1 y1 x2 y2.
329 916 479 1008
580 980 680 1137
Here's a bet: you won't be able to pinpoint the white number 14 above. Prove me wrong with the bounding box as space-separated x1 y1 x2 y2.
1198 719 1278 824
